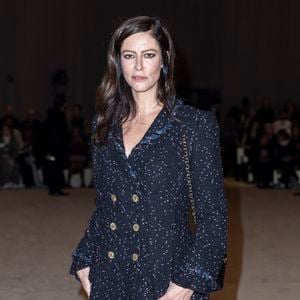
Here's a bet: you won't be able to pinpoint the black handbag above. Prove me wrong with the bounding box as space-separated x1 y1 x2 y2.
181 134 227 291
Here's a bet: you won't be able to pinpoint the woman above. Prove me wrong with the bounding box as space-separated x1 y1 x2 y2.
70 16 227 300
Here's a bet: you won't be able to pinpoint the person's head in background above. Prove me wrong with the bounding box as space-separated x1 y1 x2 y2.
0 124 13 140
277 109 289 121
26 108 37 122
276 129 291 146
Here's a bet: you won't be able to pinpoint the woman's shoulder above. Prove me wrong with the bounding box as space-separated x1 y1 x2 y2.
173 98 220 144
173 98 217 129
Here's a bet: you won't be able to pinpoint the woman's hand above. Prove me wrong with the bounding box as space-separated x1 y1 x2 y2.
77 267 91 298
158 281 194 300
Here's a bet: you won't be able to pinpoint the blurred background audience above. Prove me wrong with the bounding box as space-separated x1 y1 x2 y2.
0 93 299 192
229 96 300 189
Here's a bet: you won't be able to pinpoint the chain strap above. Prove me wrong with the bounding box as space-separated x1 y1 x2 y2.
182 133 227 287
181 134 196 224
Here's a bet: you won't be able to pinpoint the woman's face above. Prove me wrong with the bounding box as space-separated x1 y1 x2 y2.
120 31 163 96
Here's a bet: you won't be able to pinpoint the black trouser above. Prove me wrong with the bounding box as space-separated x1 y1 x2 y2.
255 161 273 186
43 159 65 193
18 154 34 188
278 161 296 187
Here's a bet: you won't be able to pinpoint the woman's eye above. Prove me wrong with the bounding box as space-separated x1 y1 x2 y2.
123 54 134 59
144 53 156 58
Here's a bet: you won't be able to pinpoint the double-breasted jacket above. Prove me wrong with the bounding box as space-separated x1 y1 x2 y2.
70 98 227 300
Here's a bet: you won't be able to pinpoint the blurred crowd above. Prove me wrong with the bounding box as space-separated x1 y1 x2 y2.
0 98 92 194
222 97 300 189
1 93 299 193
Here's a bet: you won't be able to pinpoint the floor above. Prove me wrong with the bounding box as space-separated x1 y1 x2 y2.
0 179 299 300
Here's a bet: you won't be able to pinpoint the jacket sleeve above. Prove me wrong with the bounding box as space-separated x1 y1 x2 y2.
171 111 228 294
69 208 102 280
69 115 101 280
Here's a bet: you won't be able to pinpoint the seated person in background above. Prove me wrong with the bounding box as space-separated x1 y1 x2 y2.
0 105 21 129
274 129 297 188
2 115 24 154
285 101 299 123
71 104 85 132
0 124 21 189
239 120 262 182
67 127 88 187
273 109 292 136
252 132 274 188
19 109 43 188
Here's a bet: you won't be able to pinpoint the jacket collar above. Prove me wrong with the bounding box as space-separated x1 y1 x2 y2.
111 98 184 162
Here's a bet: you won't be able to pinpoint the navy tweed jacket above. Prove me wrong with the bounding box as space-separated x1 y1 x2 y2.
70 98 228 300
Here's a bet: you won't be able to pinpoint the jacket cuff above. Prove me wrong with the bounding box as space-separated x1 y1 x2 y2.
69 251 92 281
171 264 219 294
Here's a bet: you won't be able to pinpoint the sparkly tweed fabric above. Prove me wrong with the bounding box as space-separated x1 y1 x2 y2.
70 98 227 300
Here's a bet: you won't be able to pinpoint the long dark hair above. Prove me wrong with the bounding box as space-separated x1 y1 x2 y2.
94 16 176 144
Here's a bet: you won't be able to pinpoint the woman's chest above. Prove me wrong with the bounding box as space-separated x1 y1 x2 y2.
93 127 186 193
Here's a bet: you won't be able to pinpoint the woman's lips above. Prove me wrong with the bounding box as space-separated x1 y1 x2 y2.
132 76 147 81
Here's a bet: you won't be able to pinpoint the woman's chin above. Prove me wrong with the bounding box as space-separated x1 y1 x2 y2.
130 83 158 95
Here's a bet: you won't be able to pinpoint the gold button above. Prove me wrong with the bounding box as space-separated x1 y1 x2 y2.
132 223 140 232
111 194 117 202
110 222 117 231
132 194 139 203
108 251 115 259
132 253 139 261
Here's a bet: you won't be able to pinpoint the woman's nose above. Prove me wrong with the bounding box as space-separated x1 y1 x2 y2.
135 57 143 71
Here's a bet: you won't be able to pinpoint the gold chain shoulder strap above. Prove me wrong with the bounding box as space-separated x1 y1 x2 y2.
181 134 196 224
181 134 227 288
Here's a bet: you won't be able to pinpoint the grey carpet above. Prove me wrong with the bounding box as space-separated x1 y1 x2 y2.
0 179 299 300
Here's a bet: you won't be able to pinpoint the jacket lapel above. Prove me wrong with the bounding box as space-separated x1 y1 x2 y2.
111 99 184 178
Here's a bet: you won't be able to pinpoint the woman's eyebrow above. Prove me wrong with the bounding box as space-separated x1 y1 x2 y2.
121 49 159 54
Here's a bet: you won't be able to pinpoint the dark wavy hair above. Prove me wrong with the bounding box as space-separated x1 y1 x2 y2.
94 16 176 144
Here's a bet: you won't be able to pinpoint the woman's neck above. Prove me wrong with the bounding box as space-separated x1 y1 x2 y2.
131 91 163 119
